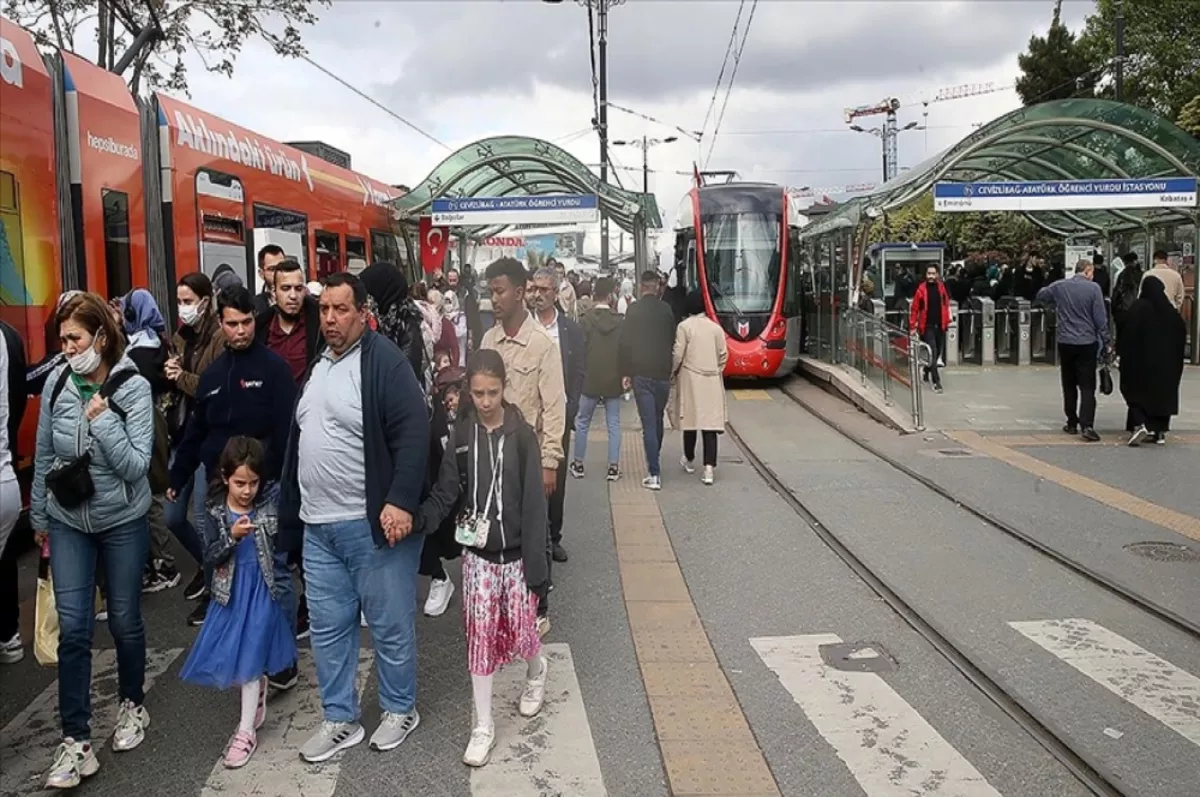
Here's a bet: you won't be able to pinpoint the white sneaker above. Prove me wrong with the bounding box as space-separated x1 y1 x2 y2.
95 604 108 623
45 738 99 789
0 633 24 664
462 724 496 767
641 475 661 491
112 699 149 751
519 656 548 717
1127 426 1149 447
424 577 455 617
702 465 714 486
536 615 551 638
680 456 695 474
360 611 368 628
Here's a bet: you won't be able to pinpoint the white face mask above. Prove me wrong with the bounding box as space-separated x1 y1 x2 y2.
178 303 201 326
67 343 103 376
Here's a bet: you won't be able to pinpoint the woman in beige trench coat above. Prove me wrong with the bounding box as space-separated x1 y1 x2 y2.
672 290 728 485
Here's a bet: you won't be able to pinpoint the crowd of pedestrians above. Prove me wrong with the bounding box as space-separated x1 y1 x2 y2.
0 248 730 788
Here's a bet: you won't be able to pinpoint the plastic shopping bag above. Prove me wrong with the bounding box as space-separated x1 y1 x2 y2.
33 541 58 666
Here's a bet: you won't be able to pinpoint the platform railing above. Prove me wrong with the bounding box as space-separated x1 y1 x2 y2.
837 307 931 431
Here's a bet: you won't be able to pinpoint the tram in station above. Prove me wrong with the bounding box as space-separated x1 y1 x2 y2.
672 181 808 378
1 14 415 472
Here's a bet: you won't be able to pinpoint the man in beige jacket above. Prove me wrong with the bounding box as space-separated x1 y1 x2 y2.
1142 249 1185 310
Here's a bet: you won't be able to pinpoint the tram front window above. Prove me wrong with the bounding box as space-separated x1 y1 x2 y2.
701 212 781 314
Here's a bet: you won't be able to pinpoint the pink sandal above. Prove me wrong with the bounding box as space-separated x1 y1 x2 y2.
223 729 257 769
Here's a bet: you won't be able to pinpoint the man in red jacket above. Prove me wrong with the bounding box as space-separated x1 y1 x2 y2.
908 264 952 393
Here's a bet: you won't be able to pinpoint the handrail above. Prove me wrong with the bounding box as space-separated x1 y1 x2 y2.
839 307 932 430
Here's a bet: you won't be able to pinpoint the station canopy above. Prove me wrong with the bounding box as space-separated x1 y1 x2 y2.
800 99 1200 241
391 135 662 238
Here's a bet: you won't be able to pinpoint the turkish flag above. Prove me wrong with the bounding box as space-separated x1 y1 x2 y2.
419 216 450 274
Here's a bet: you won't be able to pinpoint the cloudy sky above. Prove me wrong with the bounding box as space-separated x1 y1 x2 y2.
174 0 1092 251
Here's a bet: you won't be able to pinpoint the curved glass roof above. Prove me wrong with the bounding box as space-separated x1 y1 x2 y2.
391 135 662 237
800 99 1200 241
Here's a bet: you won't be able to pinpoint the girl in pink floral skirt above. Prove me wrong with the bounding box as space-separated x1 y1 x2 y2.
418 349 550 768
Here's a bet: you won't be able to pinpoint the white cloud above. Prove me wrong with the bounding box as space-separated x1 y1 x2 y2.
170 0 1086 257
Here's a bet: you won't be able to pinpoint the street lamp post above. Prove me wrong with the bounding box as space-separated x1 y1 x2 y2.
612 136 679 193
850 121 922 182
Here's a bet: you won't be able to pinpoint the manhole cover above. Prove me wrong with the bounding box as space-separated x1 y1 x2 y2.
1123 542 1200 562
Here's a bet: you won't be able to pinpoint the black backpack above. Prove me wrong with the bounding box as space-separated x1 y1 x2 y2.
50 367 171 494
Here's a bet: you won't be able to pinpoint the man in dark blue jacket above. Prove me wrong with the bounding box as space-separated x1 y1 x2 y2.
168 286 298 629
277 272 430 762
529 267 584 564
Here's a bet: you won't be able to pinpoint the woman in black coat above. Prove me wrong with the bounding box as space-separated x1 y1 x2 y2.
1117 275 1186 445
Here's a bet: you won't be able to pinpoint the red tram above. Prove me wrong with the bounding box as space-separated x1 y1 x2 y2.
672 182 808 378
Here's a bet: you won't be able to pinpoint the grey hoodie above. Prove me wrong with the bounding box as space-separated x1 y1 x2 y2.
418 404 549 589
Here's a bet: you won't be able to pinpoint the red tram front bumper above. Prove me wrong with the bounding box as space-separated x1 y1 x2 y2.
723 338 787 378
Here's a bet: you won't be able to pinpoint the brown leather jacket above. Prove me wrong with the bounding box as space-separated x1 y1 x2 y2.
170 312 225 398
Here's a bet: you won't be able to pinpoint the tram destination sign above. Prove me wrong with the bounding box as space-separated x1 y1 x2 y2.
933 177 1198 212
430 194 599 226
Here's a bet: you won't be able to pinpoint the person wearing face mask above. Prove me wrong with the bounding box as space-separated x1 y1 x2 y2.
31 292 156 790
254 258 323 383
163 272 226 614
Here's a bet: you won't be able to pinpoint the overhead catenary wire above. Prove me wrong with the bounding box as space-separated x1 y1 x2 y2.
704 0 758 170
698 0 745 141
606 101 701 141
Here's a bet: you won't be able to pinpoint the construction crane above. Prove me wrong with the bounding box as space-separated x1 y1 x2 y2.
843 80 1016 182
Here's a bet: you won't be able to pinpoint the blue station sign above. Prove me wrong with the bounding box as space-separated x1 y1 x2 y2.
430 194 600 226
933 177 1198 212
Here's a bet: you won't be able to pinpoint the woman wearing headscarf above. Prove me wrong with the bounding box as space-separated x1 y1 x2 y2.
671 290 728 485
360 262 426 386
442 288 468 368
1117 275 1186 446
426 289 461 370
616 277 635 315
119 289 176 592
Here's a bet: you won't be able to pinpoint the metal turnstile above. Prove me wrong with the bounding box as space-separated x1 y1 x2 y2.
965 297 995 365
1031 304 1057 364
995 297 1032 365
944 300 959 366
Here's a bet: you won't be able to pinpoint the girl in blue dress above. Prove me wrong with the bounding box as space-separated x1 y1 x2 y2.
179 436 297 769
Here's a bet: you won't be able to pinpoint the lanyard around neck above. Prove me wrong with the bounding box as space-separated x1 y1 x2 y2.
471 426 505 518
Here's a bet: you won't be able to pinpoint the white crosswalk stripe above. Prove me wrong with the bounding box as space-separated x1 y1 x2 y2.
199 649 374 797
1009 618 1200 749
470 643 607 796
0 647 183 797
751 634 1003 797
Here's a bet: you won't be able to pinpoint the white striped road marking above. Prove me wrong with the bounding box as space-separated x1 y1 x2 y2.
0 647 183 796
470 643 607 796
1009 618 1200 748
200 649 374 796
751 634 1002 797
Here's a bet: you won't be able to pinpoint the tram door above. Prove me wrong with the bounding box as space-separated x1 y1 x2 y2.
195 170 249 288
783 227 803 360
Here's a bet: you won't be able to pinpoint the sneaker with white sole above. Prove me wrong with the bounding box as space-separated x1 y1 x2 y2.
641 475 661 491
462 724 496 767
519 656 548 717
95 604 108 623
537 615 551 638
702 465 714 485
424 578 454 617
606 464 620 481
45 738 99 789
112 700 149 751
0 633 24 664
1128 425 1149 447
568 460 585 479
370 710 420 751
680 456 695 474
223 728 257 769
300 720 364 763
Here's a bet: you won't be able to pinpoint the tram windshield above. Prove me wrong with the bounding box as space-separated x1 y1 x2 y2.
701 212 781 314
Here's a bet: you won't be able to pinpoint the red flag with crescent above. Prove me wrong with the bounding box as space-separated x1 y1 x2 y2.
419 216 450 274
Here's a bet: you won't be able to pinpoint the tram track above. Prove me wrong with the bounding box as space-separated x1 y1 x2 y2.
724 387 1200 797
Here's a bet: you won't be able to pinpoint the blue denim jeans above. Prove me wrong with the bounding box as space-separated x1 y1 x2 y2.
304 518 421 722
49 516 149 740
633 377 670 476
573 394 621 465
164 456 207 576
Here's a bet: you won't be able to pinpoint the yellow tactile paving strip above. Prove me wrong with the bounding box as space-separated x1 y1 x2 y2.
731 389 773 401
978 433 1200 447
947 430 1200 543
611 431 781 797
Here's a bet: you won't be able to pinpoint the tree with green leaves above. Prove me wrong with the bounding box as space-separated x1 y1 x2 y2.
1077 0 1200 121
1175 95 1200 137
1015 0 1097 107
1 0 328 96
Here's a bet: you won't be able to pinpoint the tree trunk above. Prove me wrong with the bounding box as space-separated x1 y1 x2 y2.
97 1 110 68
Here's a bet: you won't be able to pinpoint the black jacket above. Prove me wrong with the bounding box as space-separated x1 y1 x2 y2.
278 330 429 552
618 294 676 381
126 336 171 397
580 307 624 398
1 320 26 461
169 340 298 491
418 404 548 589
555 310 586 425
254 295 324 370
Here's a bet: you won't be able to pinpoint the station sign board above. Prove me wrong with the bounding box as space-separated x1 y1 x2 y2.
933 178 1198 212
430 194 599 226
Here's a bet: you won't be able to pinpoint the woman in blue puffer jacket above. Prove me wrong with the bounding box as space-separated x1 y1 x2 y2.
30 292 155 791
